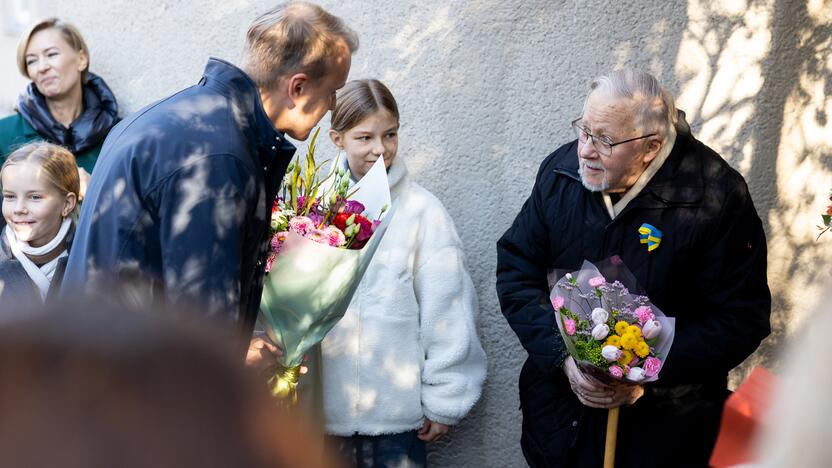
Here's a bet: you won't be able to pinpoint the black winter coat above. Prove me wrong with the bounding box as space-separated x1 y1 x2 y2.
496 130 771 468
63 59 296 340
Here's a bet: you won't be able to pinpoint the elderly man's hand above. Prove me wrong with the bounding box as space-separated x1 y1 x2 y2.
562 356 644 408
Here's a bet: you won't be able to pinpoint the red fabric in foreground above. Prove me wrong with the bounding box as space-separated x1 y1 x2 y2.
709 366 776 467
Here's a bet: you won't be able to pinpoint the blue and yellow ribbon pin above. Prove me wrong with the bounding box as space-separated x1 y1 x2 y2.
638 223 662 252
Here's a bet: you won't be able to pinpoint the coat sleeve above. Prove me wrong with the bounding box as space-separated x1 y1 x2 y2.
416 207 487 426
155 154 256 322
496 155 567 377
659 181 771 384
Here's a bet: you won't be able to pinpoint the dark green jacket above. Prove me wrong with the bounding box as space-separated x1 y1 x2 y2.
0 113 101 173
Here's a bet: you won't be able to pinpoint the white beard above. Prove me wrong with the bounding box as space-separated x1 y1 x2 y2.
578 161 609 192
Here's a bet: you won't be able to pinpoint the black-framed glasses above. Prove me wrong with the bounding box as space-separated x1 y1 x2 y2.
571 118 656 157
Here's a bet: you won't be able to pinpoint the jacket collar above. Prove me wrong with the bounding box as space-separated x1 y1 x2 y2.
17 72 119 154
200 58 295 160
552 131 704 213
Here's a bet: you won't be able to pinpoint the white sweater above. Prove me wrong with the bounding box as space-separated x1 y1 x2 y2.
321 158 487 436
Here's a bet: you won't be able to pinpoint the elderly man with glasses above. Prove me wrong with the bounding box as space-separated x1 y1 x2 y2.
496 69 771 467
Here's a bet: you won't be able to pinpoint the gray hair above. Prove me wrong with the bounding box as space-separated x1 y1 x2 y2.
587 69 678 143
242 1 359 91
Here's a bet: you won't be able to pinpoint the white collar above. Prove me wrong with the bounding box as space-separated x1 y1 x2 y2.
602 132 677 219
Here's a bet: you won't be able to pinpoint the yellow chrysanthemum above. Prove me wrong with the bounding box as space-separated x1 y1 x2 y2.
614 321 630 336
605 335 622 348
618 350 634 366
627 325 642 339
620 333 638 350
635 342 650 358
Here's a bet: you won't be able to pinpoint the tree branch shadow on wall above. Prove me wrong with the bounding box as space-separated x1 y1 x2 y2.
677 0 831 384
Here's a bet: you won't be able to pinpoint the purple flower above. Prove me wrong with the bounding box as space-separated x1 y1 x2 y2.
633 295 650 306
611 280 630 296
343 200 365 214
308 211 324 226
609 365 624 379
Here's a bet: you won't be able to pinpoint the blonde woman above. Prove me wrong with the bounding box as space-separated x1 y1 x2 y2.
0 18 118 192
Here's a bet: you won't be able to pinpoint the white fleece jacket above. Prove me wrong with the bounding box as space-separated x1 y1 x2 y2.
321 157 487 436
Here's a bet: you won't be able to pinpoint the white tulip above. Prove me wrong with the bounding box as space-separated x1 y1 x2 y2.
626 367 646 382
592 323 610 340
601 345 621 362
591 307 609 325
642 319 662 340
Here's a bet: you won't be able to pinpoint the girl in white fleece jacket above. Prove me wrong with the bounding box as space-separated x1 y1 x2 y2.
322 79 487 467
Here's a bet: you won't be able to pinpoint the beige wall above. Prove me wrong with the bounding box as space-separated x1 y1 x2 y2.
2 1 830 466
0 0 37 113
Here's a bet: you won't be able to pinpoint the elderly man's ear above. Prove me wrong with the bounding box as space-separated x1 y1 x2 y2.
642 136 664 164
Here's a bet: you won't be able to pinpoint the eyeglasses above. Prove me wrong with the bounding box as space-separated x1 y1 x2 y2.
571 118 656 157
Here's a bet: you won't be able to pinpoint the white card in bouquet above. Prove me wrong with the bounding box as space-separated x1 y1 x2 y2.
349 157 391 220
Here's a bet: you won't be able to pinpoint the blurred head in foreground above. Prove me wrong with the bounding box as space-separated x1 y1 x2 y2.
0 300 334 468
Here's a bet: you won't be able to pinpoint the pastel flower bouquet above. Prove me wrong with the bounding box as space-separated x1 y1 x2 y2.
550 259 675 384
549 258 676 467
258 129 394 403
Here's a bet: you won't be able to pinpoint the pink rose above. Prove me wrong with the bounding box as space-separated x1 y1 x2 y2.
634 306 655 324
564 318 576 336
588 276 606 287
608 365 624 379
551 296 565 310
643 357 662 377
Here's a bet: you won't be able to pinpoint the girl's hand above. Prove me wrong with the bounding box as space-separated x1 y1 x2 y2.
417 419 449 442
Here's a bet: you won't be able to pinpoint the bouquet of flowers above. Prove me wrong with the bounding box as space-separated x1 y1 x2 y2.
549 258 675 467
817 190 831 240
258 129 394 403
550 260 675 383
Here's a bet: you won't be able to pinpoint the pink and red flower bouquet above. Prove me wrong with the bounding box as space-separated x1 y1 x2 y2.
258 129 394 402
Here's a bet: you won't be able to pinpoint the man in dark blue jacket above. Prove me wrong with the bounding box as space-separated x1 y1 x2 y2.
63 2 357 354
496 69 771 467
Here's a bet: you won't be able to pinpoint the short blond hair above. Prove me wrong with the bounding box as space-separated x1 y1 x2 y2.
1 142 81 202
242 1 358 91
16 18 90 83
